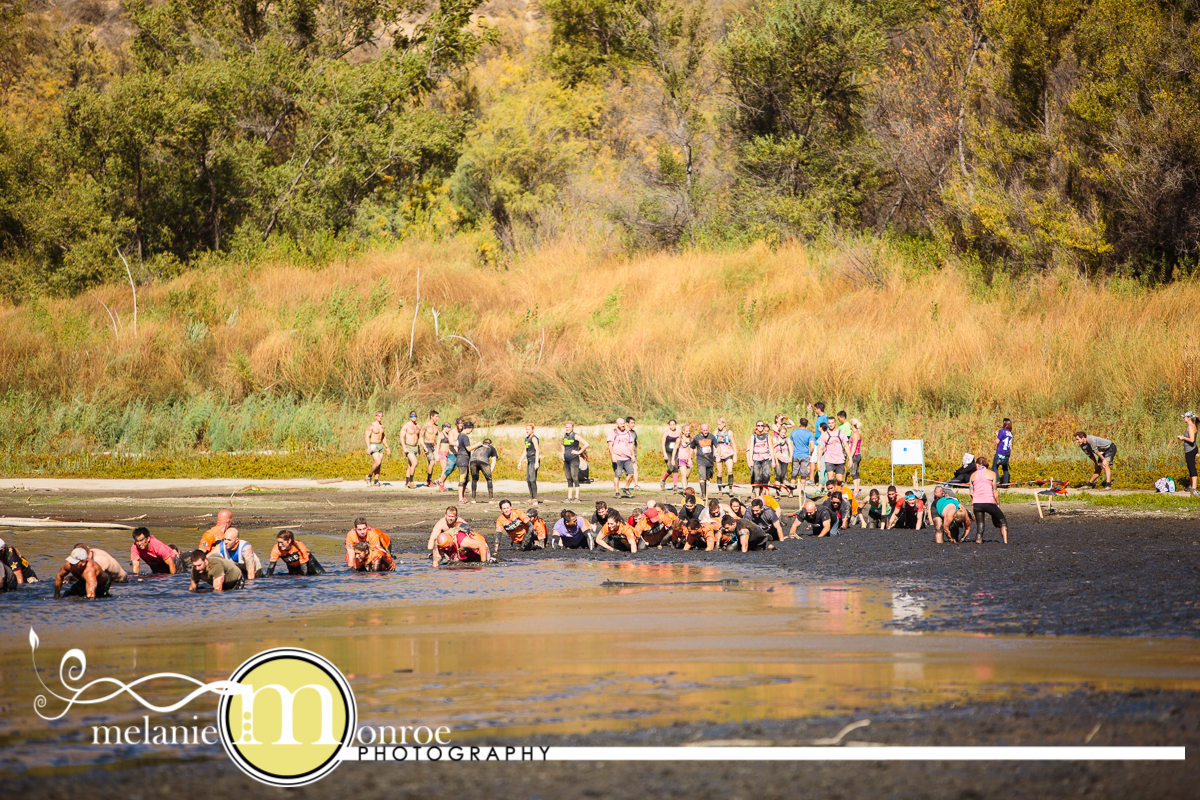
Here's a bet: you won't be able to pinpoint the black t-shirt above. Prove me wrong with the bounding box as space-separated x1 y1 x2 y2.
456 432 471 457
692 433 717 466
0 545 23 570
804 505 837 530
470 444 497 464
563 433 583 461
677 504 704 524
0 560 15 592
733 520 770 548
590 510 613 528
744 508 780 530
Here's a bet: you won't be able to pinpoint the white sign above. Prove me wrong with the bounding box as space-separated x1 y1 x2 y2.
891 440 924 465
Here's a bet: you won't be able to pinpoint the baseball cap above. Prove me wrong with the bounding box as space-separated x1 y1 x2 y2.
1183 412 1196 419
66 547 89 565
645 507 659 522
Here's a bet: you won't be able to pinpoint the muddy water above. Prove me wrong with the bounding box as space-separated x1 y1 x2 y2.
2 525 1200 773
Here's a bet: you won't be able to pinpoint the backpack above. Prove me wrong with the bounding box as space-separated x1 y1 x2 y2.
1154 477 1176 493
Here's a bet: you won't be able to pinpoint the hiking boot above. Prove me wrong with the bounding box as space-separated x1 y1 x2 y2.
1101 482 1112 490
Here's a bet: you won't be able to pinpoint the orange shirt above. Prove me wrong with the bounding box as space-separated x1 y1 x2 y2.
600 522 638 548
529 518 548 541
270 541 311 570
199 525 224 552
345 528 389 563
495 510 531 542
633 510 679 537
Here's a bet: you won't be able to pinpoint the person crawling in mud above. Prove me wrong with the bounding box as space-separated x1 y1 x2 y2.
432 525 490 567
345 517 392 566
632 505 678 548
187 549 243 592
495 499 537 551
719 515 775 552
0 536 38 583
266 530 325 575
596 509 639 553
54 545 121 598
427 506 461 551
350 540 395 572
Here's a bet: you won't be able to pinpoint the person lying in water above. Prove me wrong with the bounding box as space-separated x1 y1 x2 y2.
266 530 326 575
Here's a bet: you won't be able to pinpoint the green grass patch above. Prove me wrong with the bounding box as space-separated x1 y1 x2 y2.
1068 491 1200 512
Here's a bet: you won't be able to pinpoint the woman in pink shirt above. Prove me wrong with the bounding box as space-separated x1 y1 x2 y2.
968 456 1009 544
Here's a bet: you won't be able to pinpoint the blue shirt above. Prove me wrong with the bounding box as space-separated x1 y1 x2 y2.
996 428 1012 456
815 414 829 432
790 427 815 459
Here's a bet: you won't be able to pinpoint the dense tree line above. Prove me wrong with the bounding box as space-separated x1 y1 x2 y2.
2 0 1198 298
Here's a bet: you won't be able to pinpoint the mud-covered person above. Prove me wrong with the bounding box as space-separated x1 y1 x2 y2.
188 549 243 592
55 545 122 599
553 509 594 550
266 530 325 575
720 515 775 552
0 536 38 584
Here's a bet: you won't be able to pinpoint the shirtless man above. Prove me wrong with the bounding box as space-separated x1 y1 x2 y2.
55 545 123 598
427 506 462 551
432 525 490 567
199 509 233 552
421 409 441 487
399 410 423 489
365 411 391 486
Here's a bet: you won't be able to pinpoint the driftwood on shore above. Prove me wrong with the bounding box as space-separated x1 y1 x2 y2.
0 517 135 530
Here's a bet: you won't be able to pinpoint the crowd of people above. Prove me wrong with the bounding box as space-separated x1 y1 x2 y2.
7 408 1196 598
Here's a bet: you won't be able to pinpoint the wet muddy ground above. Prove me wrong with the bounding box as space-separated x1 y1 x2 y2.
3 484 1198 797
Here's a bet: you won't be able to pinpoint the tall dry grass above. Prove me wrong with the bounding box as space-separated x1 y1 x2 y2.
1 236 1197 464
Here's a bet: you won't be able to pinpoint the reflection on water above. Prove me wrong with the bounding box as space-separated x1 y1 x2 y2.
3 526 1200 774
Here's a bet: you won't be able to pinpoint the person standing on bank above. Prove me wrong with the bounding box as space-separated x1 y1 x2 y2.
520 423 542 504
993 418 1013 488
561 421 589 503
1180 411 1198 496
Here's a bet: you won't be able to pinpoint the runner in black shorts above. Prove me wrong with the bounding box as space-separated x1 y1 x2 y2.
561 421 589 502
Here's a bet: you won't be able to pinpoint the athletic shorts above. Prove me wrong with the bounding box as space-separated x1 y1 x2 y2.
677 456 692 468
972 502 1007 528
848 454 861 480
613 459 634 477
1101 445 1117 464
369 443 385 455
750 461 771 486
423 442 437 460
404 444 419 456
791 458 811 478
696 463 713 482
825 462 846 479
